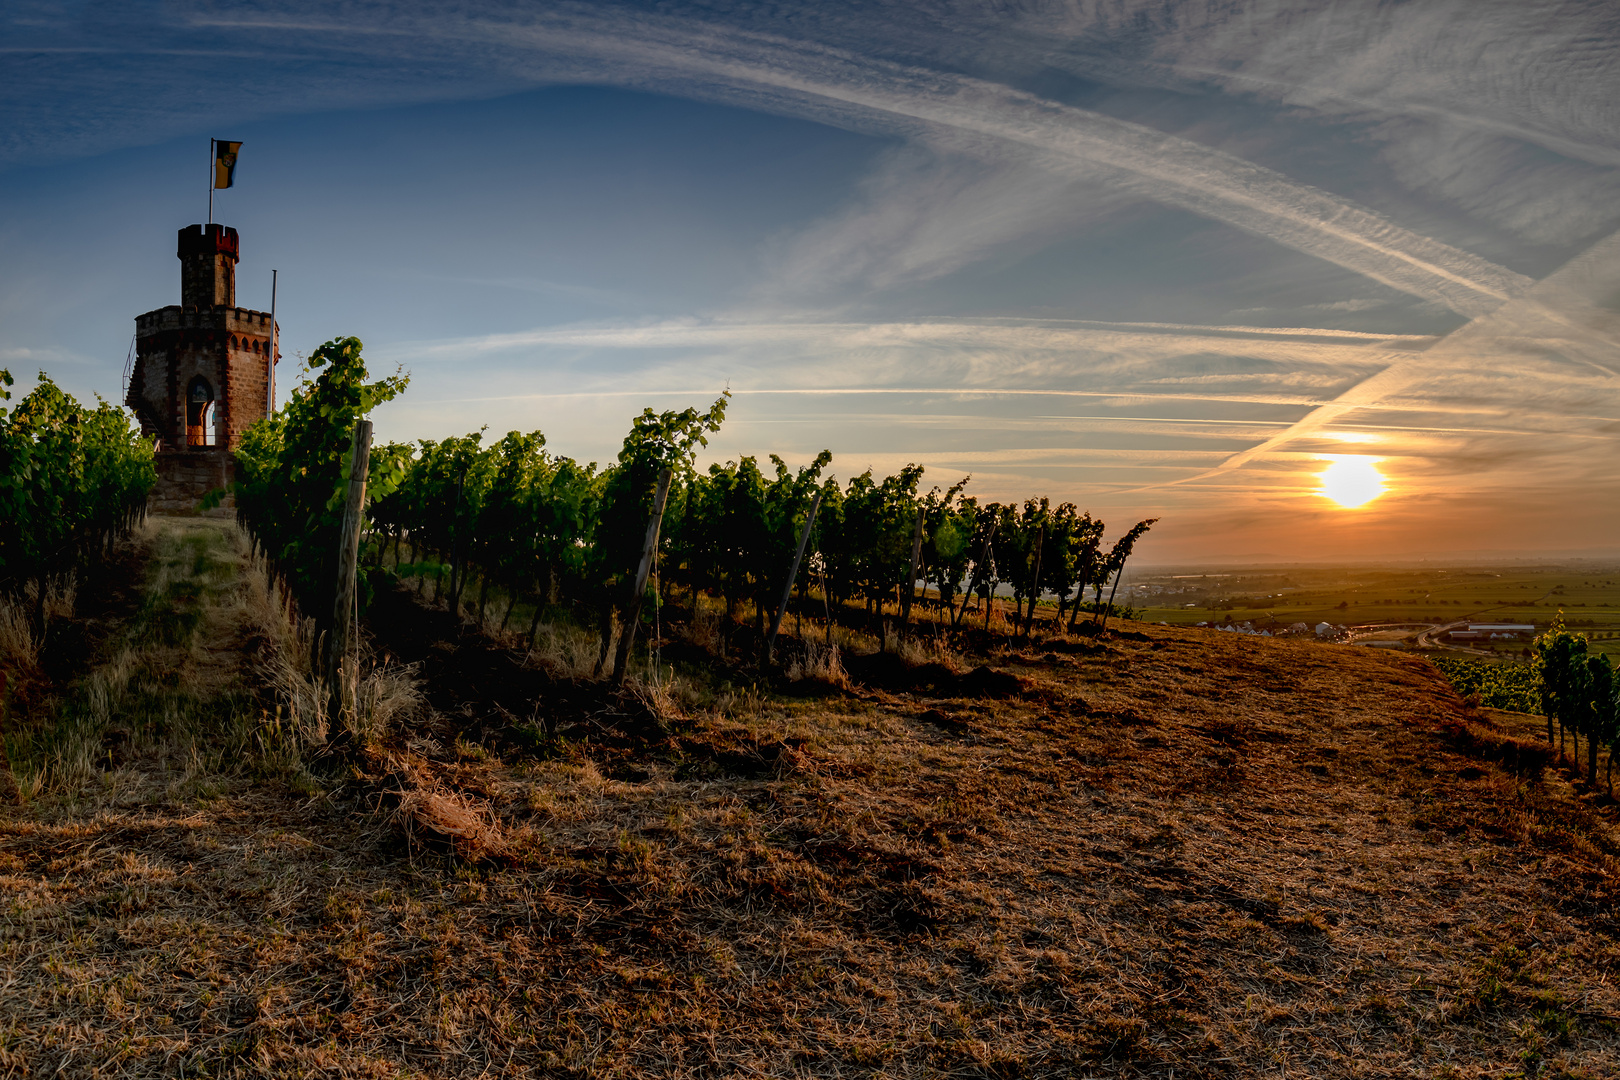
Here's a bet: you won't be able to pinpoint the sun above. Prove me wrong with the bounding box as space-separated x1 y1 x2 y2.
1318 456 1386 508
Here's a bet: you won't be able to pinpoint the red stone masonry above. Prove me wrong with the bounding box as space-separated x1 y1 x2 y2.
126 225 278 513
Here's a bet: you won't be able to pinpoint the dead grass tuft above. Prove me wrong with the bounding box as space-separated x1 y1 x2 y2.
784 639 850 690
393 781 511 862
524 617 605 679
0 593 39 674
248 549 427 759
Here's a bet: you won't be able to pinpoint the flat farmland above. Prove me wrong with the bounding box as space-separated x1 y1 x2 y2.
1129 564 1620 659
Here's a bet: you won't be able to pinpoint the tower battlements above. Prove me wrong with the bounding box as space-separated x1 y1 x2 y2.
178 223 240 308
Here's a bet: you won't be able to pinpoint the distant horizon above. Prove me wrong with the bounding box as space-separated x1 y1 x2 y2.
3 1 1616 563
1133 552 1620 572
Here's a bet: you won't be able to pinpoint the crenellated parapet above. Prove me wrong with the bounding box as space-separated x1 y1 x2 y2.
178 224 239 308
135 305 278 339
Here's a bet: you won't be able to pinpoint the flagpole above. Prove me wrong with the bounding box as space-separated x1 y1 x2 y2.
208 138 214 225
268 269 277 419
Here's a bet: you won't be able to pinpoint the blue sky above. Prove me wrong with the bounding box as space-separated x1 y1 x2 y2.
4 1 1619 561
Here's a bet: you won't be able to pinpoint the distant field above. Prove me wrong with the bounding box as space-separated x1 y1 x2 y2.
1123 564 1620 660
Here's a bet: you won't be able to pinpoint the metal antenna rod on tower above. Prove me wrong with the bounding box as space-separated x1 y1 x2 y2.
207 138 214 225
268 270 277 419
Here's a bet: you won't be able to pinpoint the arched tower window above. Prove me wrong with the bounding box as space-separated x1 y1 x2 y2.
186 377 216 448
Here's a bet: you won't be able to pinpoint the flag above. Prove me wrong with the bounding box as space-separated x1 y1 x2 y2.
213 140 242 189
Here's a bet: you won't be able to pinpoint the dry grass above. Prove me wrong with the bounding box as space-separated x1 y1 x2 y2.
248 539 428 761
785 640 850 687
0 593 40 673
524 618 610 681
3 552 1620 1077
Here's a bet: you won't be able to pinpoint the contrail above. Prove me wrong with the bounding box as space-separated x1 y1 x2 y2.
389 317 1430 376
432 386 1382 409
1143 228 1620 487
399 317 1434 352
510 13 1534 316
415 386 1603 434
1168 66 1620 170
193 6 1534 316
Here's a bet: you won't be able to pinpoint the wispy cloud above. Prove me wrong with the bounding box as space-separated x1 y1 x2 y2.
750 143 1131 300
492 9 1536 315
133 3 1533 317
1148 3 1620 159
0 345 97 369
390 316 1429 363
1143 228 1620 489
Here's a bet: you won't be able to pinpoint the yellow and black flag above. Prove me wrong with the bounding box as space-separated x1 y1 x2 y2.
213 140 242 189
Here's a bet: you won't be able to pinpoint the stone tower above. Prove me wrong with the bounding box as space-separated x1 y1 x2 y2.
126 224 278 512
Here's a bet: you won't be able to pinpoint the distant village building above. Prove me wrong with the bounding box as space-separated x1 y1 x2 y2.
1447 622 1535 641
125 224 277 512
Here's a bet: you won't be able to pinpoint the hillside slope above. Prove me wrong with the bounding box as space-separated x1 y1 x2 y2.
2 520 1618 1078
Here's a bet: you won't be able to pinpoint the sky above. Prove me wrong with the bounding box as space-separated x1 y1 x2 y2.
3 0 1618 564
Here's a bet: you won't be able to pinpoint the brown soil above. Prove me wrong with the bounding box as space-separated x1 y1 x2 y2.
3 613 1620 1078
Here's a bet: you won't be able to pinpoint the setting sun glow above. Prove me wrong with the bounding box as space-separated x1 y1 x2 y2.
1318 457 1386 509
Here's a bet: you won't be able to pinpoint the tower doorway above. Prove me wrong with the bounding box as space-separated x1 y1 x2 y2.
186 377 216 448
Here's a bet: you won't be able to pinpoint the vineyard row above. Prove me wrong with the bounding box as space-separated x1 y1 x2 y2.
231 338 1155 671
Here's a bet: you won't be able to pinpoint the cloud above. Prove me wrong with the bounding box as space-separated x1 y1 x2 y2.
1144 228 1620 490
752 143 1132 299
0 344 97 369
1094 2 1620 247
380 315 1430 431
382 313 1614 435
504 10 1533 314
372 302 1619 515
390 315 1429 363
9 3 1601 320
1232 299 1415 316
20 2 1518 317
1143 1 1620 163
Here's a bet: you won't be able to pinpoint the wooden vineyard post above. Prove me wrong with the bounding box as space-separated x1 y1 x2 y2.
612 469 673 684
766 491 822 665
328 420 372 731
1023 524 1045 639
1067 568 1091 635
1099 563 1126 633
447 464 467 614
954 519 996 629
0 669 14 803
901 508 924 629
822 564 834 648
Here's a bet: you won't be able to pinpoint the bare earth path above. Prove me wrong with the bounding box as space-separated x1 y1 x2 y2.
1 530 1617 1078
